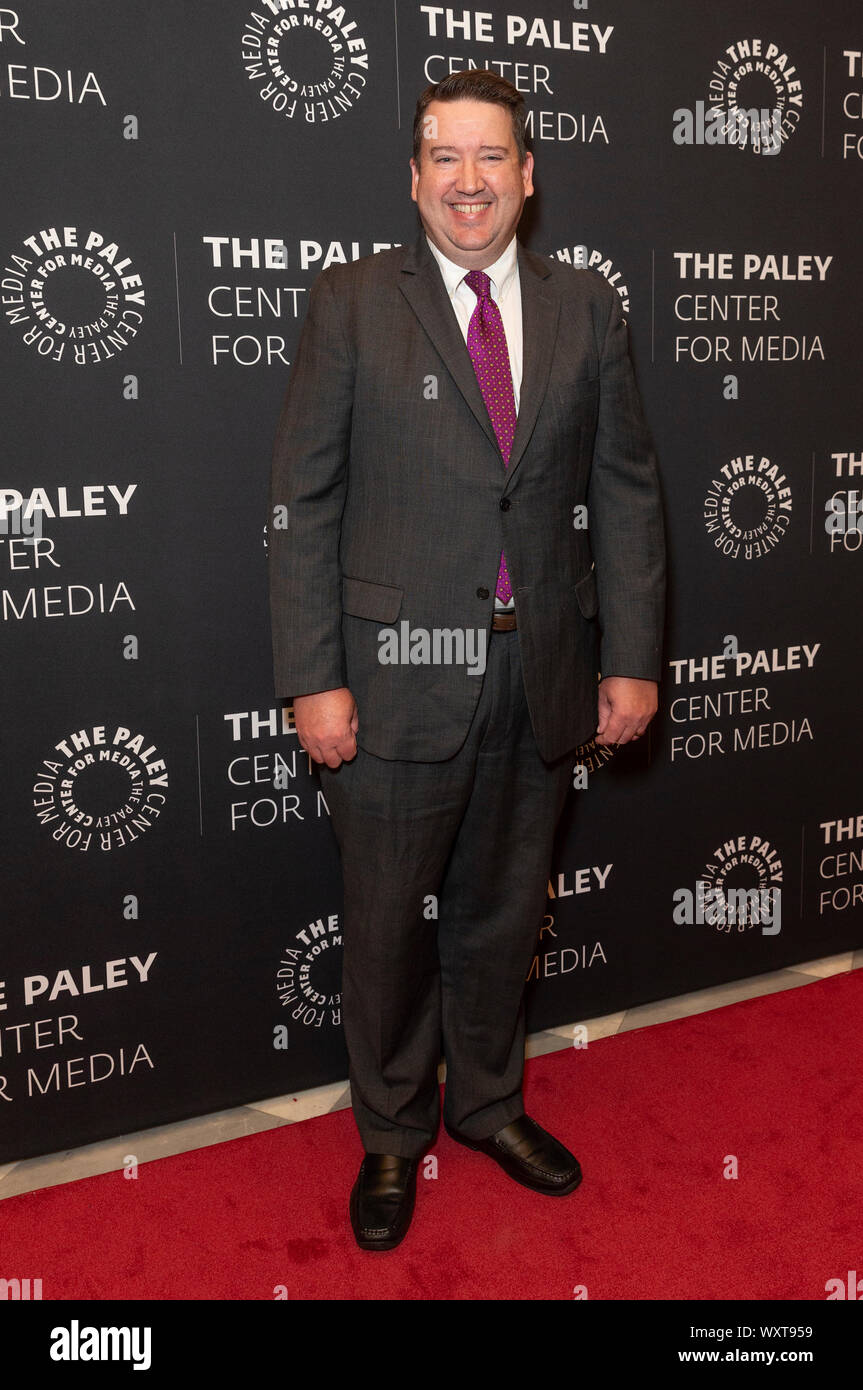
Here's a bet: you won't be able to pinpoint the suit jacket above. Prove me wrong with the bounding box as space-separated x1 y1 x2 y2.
268 228 665 762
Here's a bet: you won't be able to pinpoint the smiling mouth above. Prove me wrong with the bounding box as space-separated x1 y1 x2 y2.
449 202 492 216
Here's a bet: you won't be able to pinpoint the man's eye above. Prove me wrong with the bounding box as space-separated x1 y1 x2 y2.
433 154 503 163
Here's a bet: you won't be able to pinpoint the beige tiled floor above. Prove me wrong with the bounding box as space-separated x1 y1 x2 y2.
1 949 860 1202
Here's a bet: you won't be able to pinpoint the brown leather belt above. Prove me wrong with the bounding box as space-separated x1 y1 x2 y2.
492 610 517 632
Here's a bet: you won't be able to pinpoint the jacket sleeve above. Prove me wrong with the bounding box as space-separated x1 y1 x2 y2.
586 280 666 681
267 269 355 699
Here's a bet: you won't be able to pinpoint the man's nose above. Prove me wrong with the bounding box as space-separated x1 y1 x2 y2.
457 161 483 193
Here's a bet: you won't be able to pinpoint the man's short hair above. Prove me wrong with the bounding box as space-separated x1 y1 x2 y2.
412 70 528 168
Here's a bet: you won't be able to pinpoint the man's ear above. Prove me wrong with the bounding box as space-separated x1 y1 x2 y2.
521 151 535 197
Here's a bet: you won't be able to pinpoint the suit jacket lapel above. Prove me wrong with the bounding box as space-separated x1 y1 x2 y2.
398 230 560 487
509 239 560 487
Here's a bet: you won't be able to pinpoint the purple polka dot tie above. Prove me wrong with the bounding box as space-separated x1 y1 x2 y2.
464 268 516 605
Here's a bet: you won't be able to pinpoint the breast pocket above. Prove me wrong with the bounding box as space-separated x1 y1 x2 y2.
552 373 599 409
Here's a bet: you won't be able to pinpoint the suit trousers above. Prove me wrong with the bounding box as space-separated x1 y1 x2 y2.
318 627 574 1159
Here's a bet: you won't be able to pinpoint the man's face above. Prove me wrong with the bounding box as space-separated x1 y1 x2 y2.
410 98 534 269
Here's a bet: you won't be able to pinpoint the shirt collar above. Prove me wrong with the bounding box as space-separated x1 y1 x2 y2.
425 231 518 302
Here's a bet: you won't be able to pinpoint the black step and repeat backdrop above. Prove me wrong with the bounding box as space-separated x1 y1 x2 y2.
2 0 862 1164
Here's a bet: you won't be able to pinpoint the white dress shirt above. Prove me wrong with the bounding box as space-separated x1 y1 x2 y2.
425 231 522 408
425 232 522 609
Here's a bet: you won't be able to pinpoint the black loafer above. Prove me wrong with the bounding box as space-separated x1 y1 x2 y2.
349 1154 419 1251
445 1113 582 1196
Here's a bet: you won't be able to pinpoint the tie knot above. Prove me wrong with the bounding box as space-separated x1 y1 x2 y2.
464 268 492 300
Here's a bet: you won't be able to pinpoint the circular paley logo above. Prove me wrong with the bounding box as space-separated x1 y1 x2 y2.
708 38 803 154
550 244 629 316
3 226 145 364
275 911 342 1029
241 2 369 123
33 724 168 853
703 455 792 561
698 834 783 932
572 737 618 775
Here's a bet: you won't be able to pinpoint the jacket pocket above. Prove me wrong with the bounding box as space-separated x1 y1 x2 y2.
341 575 404 622
574 566 598 619
553 374 599 400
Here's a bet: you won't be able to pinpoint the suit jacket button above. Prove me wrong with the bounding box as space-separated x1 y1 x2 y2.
500 498 511 511
476 587 489 600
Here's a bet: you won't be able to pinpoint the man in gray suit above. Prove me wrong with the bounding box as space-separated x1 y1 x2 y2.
268 70 665 1251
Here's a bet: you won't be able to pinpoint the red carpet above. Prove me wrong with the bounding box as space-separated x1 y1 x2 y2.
2 971 861 1300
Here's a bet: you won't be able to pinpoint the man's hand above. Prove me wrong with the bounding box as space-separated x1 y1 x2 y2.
595 676 658 747
293 688 359 768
